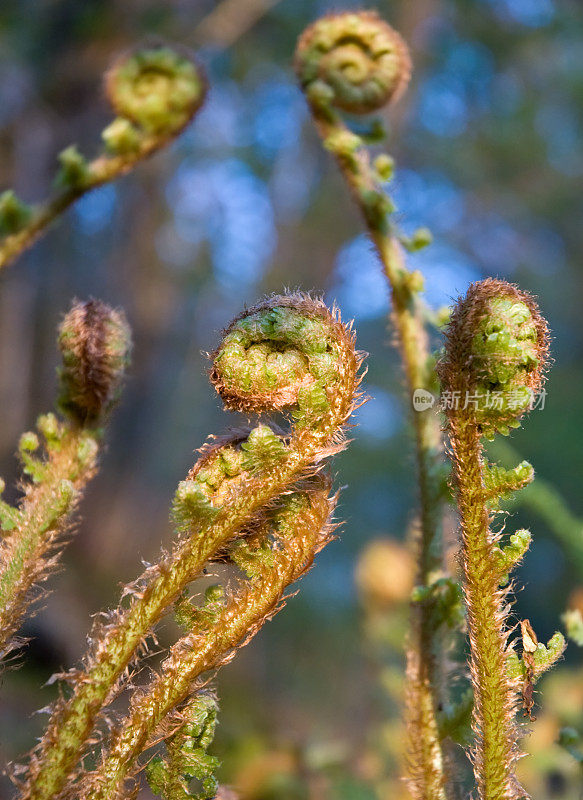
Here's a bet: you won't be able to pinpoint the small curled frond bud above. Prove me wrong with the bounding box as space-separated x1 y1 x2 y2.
295 12 411 114
101 117 141 155
483 460 534 503
210 293 362 434
439 278 549 438
145 692 219 800
58 299 132 426
105 45 207 136
172 430 252 532
55 146 90 190
0 190 32 236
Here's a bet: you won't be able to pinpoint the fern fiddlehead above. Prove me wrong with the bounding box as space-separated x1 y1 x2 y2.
145 692 220 800
295 11 410 115
439 279 565 800
0 44 206 270
296 13 451 799
0 300 130 662
22 294 362 800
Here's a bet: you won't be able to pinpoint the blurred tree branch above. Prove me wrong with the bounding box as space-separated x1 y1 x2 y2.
193 0 282 49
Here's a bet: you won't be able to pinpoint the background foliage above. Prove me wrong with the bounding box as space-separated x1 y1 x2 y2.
0 0 582 797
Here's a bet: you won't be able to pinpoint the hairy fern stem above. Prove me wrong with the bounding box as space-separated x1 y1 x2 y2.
440 279 565 799
296 13 451 797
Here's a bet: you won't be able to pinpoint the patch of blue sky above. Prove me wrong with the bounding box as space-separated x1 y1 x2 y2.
416 36 496 135
466 213 524 274
443 40 495 112
252 78 307 160
490 70 523 115
185 80 251 151
480 0 555 27
165 158 276 287
467 212 565 276
391 169 465 235
356 478 409 530
444 39 495 80
536 102 582 176
409 242 481 308
301 552 355 606
74 184 117 235
354 387 403 444
417 73 469 137
330 235 388 321
270 147 317 221
555 35 583 77
525 225 566 275
331 233 479 317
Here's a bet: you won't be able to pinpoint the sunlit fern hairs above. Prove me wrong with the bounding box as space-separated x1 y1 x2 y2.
0 8 573 800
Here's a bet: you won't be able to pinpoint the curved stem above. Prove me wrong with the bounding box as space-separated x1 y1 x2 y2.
23 443 315 800
310 106 449 799
1 44 206 271
0 139 175 271
84 487 332 799
439 278 566 799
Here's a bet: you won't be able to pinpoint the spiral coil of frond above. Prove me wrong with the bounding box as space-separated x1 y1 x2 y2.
295 12 411 113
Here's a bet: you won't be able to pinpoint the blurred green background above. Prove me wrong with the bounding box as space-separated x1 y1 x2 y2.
0 0 582 797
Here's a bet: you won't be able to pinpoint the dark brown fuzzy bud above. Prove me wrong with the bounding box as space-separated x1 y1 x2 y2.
58 299 131 425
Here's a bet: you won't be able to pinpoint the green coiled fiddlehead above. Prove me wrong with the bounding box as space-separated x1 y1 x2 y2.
295 11 411 114
145 692 220 800
438 279 565 800
0 44 206 271
21 293 362 800
296 13 452 799
0 299 131 662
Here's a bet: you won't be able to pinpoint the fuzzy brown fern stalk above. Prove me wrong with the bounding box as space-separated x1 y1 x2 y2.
83 474 335 799
438 279 565 800
0 299 131 662
0 43 206 271
296 12 456 799
19 293 363 800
